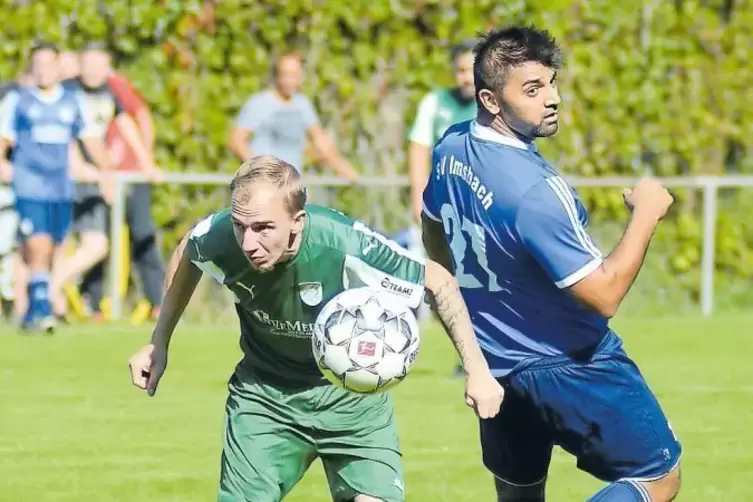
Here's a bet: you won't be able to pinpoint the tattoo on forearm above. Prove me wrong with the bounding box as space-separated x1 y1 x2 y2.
428 278 475 367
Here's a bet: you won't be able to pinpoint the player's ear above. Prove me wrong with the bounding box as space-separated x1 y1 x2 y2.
291 210 306 234
478 89 500 115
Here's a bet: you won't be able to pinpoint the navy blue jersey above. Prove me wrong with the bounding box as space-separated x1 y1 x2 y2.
0 85 96 201
423 120 608 376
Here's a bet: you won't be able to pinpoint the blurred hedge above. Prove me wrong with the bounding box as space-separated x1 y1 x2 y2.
2 0 753 311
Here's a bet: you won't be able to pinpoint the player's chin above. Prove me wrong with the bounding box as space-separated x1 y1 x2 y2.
535 121 559 137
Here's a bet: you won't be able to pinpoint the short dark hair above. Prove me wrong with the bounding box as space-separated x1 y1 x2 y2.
473 26 562 97
450 39 476 65
29 41 59 58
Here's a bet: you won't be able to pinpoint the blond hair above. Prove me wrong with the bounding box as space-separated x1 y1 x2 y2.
229 155 307 214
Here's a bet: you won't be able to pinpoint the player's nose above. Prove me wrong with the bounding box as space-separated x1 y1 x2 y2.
242 230 261 253
548 86 562 107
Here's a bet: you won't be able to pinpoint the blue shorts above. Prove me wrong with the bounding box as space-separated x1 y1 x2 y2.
481 331 681 485
15 198 73 245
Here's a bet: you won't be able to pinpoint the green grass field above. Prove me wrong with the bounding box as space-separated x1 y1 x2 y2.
1 313 752 501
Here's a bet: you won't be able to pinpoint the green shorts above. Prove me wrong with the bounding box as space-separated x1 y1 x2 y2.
218 369 405 502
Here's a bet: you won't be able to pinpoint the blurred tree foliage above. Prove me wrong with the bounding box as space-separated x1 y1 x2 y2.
2 0 753 310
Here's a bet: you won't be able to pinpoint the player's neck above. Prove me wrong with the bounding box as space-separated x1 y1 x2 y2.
477 114 534 145
273 88 295 103
36 83 60 96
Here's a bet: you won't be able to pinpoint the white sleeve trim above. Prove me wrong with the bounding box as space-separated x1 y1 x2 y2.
545 176 602 259
421 203 441 222
555 256 602 289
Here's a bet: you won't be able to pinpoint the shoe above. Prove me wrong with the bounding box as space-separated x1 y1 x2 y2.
1 299 13 321
89 312 106 324
39 315 56 335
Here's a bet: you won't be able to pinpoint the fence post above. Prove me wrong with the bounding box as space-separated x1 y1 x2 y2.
700 179 718 317
108 177 127 321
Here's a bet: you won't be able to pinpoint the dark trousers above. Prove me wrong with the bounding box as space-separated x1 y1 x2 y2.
81 184 165 312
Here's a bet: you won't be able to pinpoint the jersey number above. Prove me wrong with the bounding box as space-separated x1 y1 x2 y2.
440 204 501 291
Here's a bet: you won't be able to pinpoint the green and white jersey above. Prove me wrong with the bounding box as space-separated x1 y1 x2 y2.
408 88 477 147
187 204 425 387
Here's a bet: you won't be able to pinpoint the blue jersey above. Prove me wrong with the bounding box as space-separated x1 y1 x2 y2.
423 120 608 376
0 85 95 201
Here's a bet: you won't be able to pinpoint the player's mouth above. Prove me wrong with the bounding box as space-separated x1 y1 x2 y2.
544 112 558 122
246 254 265 267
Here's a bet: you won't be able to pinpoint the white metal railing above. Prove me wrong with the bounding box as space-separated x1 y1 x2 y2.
108 173 753 320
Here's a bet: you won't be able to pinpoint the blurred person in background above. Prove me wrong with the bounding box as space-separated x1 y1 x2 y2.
0 76 23 320
58 50 80 81
401 41 476 373
407 40 477 228
0 42 112 333
228 51 360 187
79 55 165 322
51 42 159 321
0 68 35 322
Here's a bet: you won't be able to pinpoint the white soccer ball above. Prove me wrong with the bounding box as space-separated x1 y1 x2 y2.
312 287 421 394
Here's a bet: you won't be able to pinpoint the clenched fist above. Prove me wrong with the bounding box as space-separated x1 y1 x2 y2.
622 177 674 221
128 344 168 397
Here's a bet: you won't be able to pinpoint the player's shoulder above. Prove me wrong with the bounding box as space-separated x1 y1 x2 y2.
304 205 389 257
246 88 275 104
187 208 234 261
292 92 314 106
304 204 356 247
0 85 21 106
471 122 554 190
434 119 472 149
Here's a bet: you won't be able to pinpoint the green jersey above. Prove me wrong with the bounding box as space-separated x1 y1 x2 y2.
408 88 477 147
187 204 426 387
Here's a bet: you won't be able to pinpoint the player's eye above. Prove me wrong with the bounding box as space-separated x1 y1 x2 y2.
525 87 539 97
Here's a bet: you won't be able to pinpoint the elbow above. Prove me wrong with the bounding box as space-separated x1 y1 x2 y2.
587 297 620 319
596 303 618 319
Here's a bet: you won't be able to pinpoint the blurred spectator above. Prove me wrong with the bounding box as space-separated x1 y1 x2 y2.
407 41 477 226
58 50 80 81
403 41 476 369
0 78 20 319
0 41 111 332
51 42 158 320
79 70 165 322
0 69 36 322
228 51 359 183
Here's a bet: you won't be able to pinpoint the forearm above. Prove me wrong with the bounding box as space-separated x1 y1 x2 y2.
117 115 155 171
328 154 359 180
81 138 113 172
425 261 489 374
151 237 202 349
135 109 155 151
0 138 10 160
594 210 660 313
68 143 99 182
313 132 358 181
320 145 358 180
229 132 252 161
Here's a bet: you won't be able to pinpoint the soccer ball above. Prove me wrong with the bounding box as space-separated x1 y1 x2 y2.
312 287 420 394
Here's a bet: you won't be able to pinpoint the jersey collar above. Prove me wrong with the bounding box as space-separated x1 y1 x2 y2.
31 84 64 104
470 120 535 151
